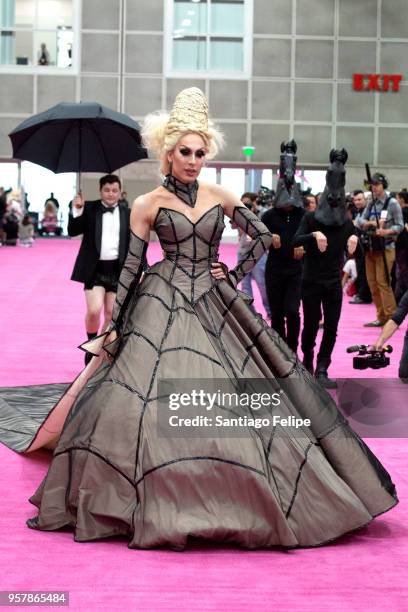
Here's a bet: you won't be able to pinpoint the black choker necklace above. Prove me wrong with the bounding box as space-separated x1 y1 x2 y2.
162 174 199 208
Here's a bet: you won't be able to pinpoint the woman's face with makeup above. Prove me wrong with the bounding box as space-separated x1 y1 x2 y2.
169 133 207 183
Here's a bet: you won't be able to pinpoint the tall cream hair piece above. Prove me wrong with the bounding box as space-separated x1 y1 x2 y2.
164 87 209 149
141 87 223 175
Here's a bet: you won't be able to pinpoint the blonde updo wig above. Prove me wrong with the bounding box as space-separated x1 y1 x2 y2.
141 87 224 175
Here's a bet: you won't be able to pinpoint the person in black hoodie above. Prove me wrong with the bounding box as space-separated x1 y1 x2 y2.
395 190 408 302
262 141 305 352
293 149 358 388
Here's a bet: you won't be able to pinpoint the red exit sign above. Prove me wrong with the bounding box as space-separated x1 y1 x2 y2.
353 73 403 92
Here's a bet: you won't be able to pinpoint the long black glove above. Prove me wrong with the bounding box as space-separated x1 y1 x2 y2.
228 206 273 287
111 231 148 333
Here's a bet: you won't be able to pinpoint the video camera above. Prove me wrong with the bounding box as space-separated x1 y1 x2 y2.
359 226 386 253
346 344 392 370
257 186 274 207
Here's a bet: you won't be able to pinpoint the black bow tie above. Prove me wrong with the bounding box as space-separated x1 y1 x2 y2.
101 204 117 214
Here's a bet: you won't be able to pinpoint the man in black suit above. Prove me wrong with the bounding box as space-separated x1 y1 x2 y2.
68 174 130 364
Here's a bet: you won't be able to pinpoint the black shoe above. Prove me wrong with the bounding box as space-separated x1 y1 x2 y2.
363 320 383 327
26 516 40 529
315 370 337 389
302 352 314 375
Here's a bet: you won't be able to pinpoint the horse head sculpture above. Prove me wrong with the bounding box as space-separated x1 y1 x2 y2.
273 140 303 209
279 140 298 190
315 148 348 226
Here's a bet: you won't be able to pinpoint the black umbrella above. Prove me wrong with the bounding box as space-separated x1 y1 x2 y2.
9 101 148 176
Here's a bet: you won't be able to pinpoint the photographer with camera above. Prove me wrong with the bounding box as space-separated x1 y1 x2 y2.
256 186 274 216
356 173 403 327
371 288 408 381
348 190 372 304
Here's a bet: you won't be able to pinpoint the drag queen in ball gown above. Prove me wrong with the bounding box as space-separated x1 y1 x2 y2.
0 88 397 549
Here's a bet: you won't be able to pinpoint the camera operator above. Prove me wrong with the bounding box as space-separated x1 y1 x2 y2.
256 186 274 216
356 173 403 327
372 288 408 381
349 190 372 304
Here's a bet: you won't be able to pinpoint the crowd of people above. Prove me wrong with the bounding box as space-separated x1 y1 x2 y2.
0 189 64 246
2 167 408 384
233 171 408 386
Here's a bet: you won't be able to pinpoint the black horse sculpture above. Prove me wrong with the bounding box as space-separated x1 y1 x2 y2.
280 140 297 188
315 148 348 226
273 140 303 209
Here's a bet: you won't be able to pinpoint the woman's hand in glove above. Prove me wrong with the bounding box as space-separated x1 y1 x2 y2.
211 262 228 280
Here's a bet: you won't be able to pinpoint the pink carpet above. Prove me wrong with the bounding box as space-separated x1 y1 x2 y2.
0 238 407 611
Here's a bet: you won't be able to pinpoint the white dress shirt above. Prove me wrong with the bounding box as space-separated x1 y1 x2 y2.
73 201 120 260
100 203 120 260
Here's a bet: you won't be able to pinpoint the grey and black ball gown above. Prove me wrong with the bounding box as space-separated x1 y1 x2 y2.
0 201 398 549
